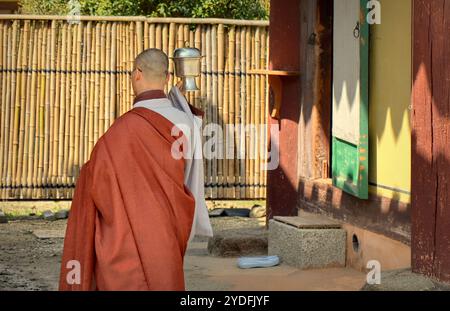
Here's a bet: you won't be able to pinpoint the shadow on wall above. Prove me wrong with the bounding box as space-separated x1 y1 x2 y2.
297 178 411 244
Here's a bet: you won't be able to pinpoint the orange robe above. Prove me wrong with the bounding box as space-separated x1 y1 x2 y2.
59 91 195 291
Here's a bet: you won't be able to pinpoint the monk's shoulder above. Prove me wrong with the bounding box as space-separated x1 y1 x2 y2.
88 112 135 154
97 110 144 140
107 110 136 131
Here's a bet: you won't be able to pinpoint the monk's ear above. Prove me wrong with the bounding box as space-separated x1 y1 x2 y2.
135 70 143 81
165 72 170 84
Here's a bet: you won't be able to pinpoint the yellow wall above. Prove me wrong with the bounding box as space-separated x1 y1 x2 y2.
369 0 412 203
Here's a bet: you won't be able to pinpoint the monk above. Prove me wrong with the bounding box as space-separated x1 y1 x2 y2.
59 48 212 291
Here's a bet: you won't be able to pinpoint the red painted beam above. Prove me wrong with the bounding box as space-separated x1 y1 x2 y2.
266 0 301 219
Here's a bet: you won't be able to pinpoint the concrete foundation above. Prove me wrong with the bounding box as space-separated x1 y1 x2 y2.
268 219 346 269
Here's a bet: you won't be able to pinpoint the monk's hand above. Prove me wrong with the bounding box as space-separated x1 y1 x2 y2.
176 80 187 97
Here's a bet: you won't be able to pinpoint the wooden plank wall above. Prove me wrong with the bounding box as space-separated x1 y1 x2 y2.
411 0 450 283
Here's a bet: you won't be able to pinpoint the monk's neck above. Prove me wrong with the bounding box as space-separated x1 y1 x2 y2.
133 89 167 106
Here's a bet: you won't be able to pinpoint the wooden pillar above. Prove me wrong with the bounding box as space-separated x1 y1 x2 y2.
298 0 332 180
266 0 301 218
411 0 450 283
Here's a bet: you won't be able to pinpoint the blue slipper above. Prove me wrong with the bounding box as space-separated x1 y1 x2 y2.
237 256 280 269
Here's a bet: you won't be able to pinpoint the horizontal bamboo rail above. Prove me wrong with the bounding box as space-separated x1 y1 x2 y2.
0 16 269 200
0 15 270 26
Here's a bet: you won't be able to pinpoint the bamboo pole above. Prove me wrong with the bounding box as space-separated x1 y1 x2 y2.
47 21 55 188
234 27 241 199
26 24 38 197
0 22 6 193
37 25 46 196
62 24 73 190
144 21 149 49
239 27 247 199
6 21 14 197
254 27 261 199
176 24 183 49
83 22 91 162
223 28 230 198
0 23 6 196
127 22 134 110
194 25 201 108
117 23 123 116
51 22 62 187
211 25 218 199
217 24 224 198
87 23 96 158
250 28 257 198
93 23 100 143
34 25 45 197
156 24 162 50
122 22 126 114
67 23 77 185
42 25 52 195
137 21 143 53
10 21 23 196
72 23 82 181
110 23 116 126
149 23 155 48
55 23 66 189
104 22 111 130
98 23 106 137
168 23 176 87
186 24 194 104
245 28 251 199
228 26 236 198
205 25 212 198
259 28 266 198
79 22 89 166
20 23 33 195
16 20 31 197
184 24 189 46
121 23 127 115
162 23 168 56
162 23 169 93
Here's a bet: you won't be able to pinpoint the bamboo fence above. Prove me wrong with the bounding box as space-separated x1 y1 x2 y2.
0 16 269 200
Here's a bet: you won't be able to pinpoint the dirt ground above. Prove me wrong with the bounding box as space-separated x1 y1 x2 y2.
0 218 66 290
0 216 265 291
0 214 366 291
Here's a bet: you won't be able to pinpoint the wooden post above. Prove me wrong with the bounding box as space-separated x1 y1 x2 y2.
267 0 301 217
411 0 450 283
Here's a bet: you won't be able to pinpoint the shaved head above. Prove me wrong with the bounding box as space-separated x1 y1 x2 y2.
134 48 169 82
131 48 169 95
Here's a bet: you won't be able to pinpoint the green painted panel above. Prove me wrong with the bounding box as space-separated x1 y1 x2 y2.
332 0 369 200
332 138 359 196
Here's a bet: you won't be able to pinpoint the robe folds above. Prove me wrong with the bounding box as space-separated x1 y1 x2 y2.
59 97 197 291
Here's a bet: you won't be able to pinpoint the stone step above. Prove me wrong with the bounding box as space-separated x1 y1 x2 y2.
268 213 346 270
